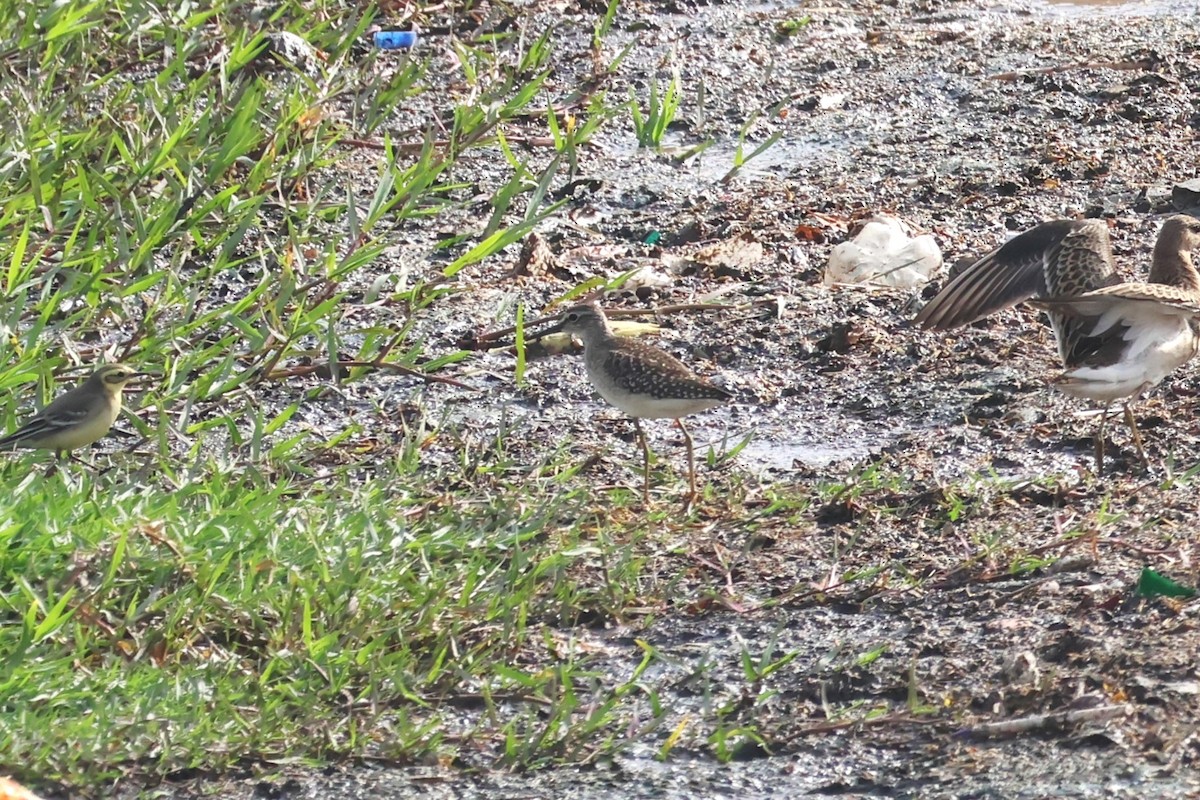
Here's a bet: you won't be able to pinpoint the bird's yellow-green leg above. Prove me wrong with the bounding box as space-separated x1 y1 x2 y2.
634 417 650 505
1124 403 1148 467
1094 406 1109 472
678 418 697 506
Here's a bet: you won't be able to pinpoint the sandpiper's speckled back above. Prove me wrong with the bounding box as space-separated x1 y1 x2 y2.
555 302 731 420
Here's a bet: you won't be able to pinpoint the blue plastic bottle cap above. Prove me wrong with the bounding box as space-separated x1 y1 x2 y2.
374 30 418 50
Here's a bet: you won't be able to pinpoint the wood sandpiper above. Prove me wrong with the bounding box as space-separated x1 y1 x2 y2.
915 214 1200 470
529 301 732 504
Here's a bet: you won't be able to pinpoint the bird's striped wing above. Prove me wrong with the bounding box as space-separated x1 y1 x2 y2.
0 403 100 449
914 219 1126 368
914 219 1119 330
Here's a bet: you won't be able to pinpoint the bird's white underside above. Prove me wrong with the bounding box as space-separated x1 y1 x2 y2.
591 384 724 419
1054 313 1197 403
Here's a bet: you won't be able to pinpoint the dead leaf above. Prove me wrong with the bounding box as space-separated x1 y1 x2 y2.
794 223 826 243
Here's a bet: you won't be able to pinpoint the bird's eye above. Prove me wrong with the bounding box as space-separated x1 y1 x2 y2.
566 312 579 322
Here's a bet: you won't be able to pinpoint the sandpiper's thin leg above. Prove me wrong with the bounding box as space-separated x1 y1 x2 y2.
1123 403 1149 467
677 418 697 503
1093 406 1109 472
634 417 650 505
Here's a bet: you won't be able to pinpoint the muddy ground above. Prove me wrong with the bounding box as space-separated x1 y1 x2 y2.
151 0 1200 796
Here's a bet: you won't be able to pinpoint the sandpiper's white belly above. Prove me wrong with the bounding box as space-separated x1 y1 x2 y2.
584 357 725 419
593 383 724 419
1054 318 1198 404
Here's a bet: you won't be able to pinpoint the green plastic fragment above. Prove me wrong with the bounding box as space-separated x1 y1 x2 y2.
1137 567 1197 599
644 231 661 245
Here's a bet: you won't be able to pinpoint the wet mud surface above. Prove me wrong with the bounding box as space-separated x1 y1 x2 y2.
154 0 1200 796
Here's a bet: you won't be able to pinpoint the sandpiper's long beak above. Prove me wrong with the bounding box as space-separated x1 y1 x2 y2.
522 317 567 341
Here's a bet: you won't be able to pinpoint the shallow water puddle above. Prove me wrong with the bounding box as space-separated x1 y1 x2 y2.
739 436 879 470
735 419 906 471
689 135 853 183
